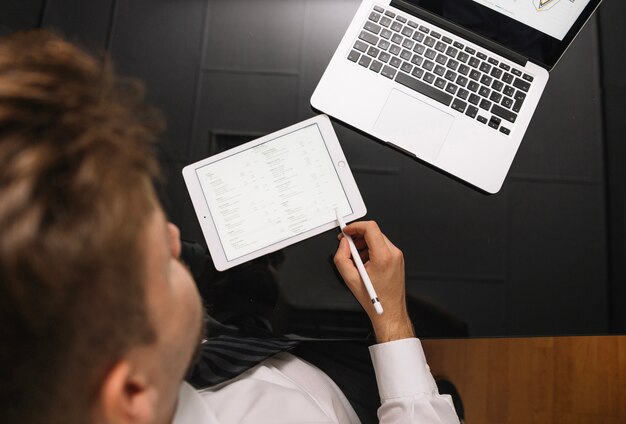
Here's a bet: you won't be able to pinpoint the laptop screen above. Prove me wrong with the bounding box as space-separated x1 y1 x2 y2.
395 0 602 69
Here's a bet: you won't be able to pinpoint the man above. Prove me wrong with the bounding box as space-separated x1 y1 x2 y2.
0 31 459 423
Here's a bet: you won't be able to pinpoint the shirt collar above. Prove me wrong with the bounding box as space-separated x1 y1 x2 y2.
172 382 219 424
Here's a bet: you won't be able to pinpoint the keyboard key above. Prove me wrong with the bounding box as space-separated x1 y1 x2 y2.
458 88 469 100
370 60 383 73
401 26 413 37
395 72 453 106
411 67 424 78
513 91 526 112
380 17 392 27
412 31 425 42
400 49 412 60
390 57 402 68
435 41 446 52
423 60 434 71
490 68 503 79
466 105 479 118
501 96 513 109
478 85 491 98
523 73 534 82
423 72 435 84
469 93 481 105
378 52 391 63
436 53 447 65
424 37 436 47
411 54 423 66
359 31 379 45
511 68 522 77
380 28 392 40
456 76 468 87
469 69 481 81
391 21 403 32
480 98 492 110
488 57 499 66
367 46 380 58
408 20 418 28
431 31 441 39
378 39 391 50
477 115 488 124
365 21 382 34
489 91 502 103
452 98 467 113
390 44 401 55
358 55 372 67
502 72 514 84
458 64 470 76
384 10 395 18
500 127 510 135
469 57 480 68
513 77 530 92
477 52 487 60
374 5 384 13
499 63 511 71
445 82 458 95
465 47 476 55
348 50 360 62
453 41 464 49
492 80 504 92
419 25 429 34
354 40 368 52
446 47 458 58
391 34 403 44
396 15 407 23
400 61 413 73
442 36 453 44
425 48 437 59
434 65 446 76
488 115 501 129
413 44 426 55
468 81 480 92
447 59 459 70
492 104 517 123
479 62 491 73
435 77 447 89
445 70 456 81
381 65 396 79
402 39 414 50
457 52 469 63
503 85 515 97
480 75 493 86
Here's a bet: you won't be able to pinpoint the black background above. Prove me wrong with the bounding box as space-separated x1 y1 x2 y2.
2 0 624 338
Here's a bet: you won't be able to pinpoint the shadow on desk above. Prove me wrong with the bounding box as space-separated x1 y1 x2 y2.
422 336 626 424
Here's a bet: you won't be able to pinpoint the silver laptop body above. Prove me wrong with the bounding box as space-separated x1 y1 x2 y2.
312 0 602 193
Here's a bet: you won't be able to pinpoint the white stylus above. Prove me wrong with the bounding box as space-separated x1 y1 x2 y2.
335 210 384 315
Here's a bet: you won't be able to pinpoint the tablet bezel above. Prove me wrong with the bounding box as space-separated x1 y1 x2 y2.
182 114 367 271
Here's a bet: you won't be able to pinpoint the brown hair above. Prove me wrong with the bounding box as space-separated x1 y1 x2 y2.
0 31 163 423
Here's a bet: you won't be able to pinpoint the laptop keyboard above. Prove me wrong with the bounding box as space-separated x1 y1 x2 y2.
347 5 535 136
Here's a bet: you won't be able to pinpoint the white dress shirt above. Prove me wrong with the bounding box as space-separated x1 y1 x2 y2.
173 338 459 424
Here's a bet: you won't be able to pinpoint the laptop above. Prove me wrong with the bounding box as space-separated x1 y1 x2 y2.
311 0 602 193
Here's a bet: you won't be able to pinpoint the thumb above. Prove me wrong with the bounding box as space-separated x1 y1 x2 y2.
333 237 360 284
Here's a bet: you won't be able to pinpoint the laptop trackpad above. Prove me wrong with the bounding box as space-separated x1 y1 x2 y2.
374 89 454 161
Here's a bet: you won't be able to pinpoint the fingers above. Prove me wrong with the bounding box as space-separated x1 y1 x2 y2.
341 221 391 261
333 237 361 284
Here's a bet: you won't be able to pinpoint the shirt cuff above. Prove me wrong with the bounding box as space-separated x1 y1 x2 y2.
369 338 437 400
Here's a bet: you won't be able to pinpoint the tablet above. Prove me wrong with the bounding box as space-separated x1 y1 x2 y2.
183 115 366 271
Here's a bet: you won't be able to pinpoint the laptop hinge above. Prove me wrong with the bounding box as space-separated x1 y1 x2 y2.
391 0 528 67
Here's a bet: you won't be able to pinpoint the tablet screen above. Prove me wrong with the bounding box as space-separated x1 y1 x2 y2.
195 123 352 261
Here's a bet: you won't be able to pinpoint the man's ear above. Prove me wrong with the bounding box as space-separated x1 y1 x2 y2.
99 360 157 424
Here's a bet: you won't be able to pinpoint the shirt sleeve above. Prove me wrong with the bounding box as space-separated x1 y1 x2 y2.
369 338 460 424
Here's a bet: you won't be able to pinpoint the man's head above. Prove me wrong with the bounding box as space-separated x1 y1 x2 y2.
0 31 203 423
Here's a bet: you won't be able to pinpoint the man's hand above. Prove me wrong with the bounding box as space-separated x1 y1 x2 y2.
333 221 415 343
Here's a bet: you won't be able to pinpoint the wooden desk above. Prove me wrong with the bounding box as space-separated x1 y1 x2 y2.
421 336 626 423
